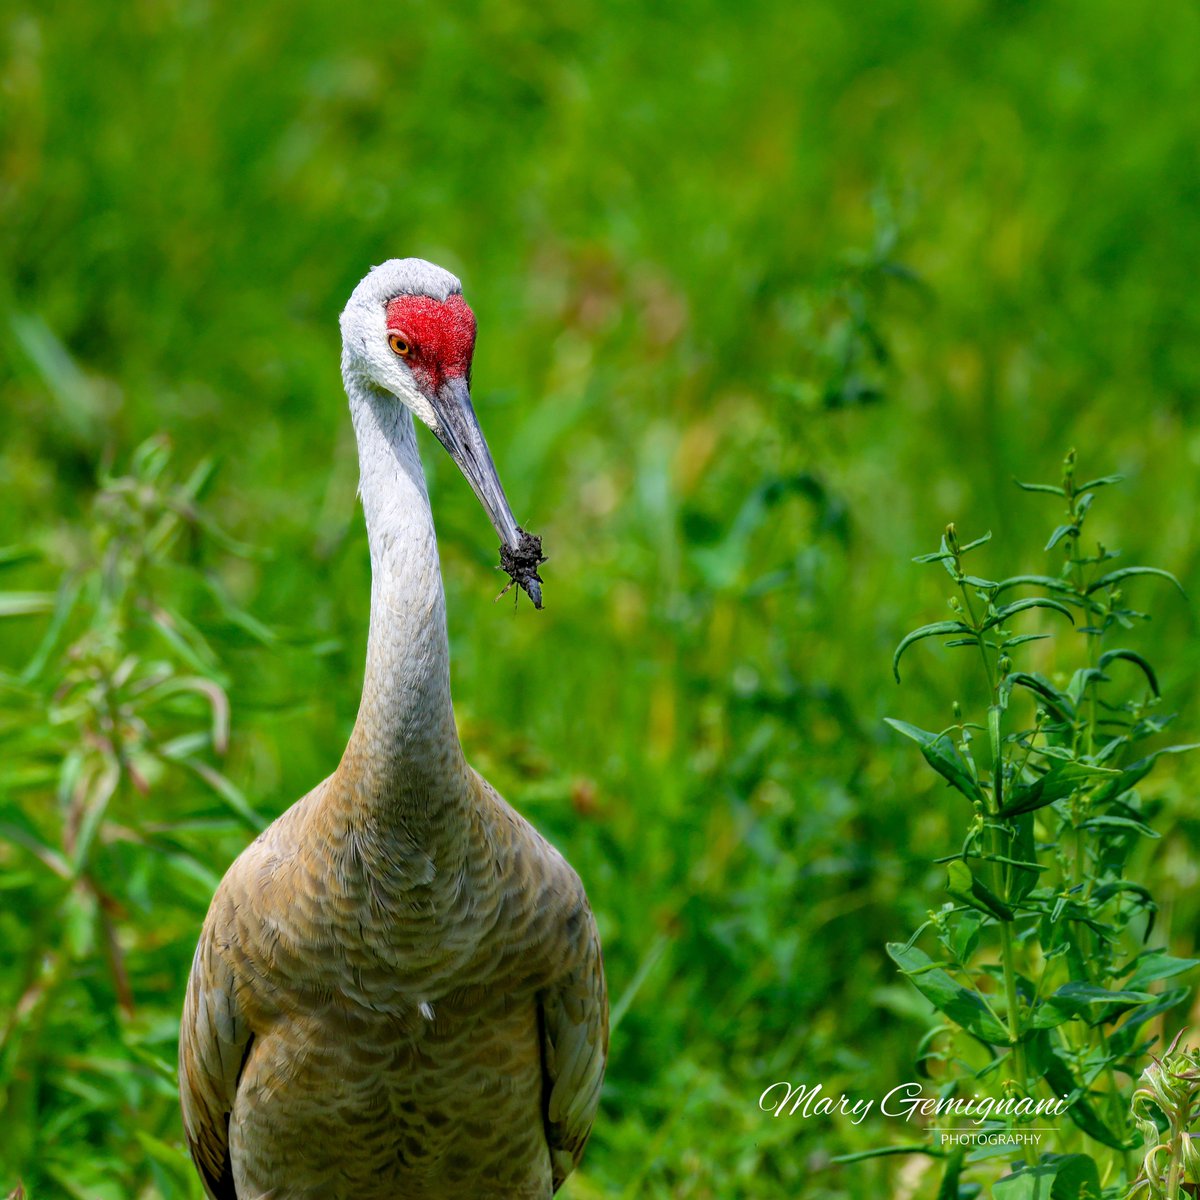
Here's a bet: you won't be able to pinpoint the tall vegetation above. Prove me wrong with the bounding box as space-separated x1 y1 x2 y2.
0 440 260 1197
886 453 1195 1198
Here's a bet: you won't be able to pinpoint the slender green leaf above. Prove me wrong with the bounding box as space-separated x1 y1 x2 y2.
143 605 222 676
69 762 121 875
946 859 1013 921
884 719 984 802
1079 814 1159 839
1065 667 1106 707
1097 648 1159 696
1002 671 1075 720
1090 743 1200 803
1110 987 1190 1057
1076 475 1124 491
994 574 1076 596
831 1144 947 1164
20 577 81 684
983 597 1075 632
0 822 73 879
1086 565 1184 595
1045 524 1076 551
203 574 278 645
1040 1044 1134 1149
1040 981 1154 1020
156 744 265 831
887 942 1010 1044
1001 633 1051 648
998 761 1118 817
1122 951 1200 992
892 621 974 682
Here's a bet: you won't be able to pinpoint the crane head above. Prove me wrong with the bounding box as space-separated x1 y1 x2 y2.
340 258 544 608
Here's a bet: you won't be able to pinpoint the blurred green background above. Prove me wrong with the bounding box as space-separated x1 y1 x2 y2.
2 0 1200 1196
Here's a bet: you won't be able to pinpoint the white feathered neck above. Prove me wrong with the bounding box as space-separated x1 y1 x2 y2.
339 373 466 802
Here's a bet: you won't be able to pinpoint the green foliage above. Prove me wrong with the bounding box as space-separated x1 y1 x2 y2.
0 440 256 1194
1 1 1200 1197
886 456 1195 1197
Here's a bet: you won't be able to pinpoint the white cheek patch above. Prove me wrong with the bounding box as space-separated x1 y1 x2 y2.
391 371 440 434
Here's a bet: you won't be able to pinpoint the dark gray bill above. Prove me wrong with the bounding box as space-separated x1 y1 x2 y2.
430 376 543 608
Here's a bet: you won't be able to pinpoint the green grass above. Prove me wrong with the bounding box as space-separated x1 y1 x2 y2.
2 0 1200 1196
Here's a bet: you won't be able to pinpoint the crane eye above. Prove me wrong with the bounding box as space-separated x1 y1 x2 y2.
388 333 411 357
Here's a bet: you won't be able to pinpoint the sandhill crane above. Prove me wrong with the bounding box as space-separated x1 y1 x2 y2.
179 259 608 1200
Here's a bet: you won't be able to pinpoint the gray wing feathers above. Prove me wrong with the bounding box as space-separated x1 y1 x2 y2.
179 925 251 1200
541 905 608 1193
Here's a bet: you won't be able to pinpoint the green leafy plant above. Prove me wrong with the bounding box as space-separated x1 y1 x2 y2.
0 437 265 1198
885 451 1196 1198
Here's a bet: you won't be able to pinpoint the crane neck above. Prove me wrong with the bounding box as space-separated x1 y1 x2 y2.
337 372 468 808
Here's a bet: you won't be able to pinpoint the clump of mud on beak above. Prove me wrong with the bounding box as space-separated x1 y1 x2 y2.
498 528 547 609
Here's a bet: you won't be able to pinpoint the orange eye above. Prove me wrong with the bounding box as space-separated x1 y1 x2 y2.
388 333 411 357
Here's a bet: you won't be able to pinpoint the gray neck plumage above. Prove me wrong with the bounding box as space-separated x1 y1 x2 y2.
339 370 466 803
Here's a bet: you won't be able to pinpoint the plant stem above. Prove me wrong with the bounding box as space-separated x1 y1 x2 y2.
998 920 1027 1085
1166 1121 1182 1200
956 580 996 696
957 569 1035 1162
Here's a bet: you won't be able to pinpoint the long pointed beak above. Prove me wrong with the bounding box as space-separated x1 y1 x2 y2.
429 376 544 608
